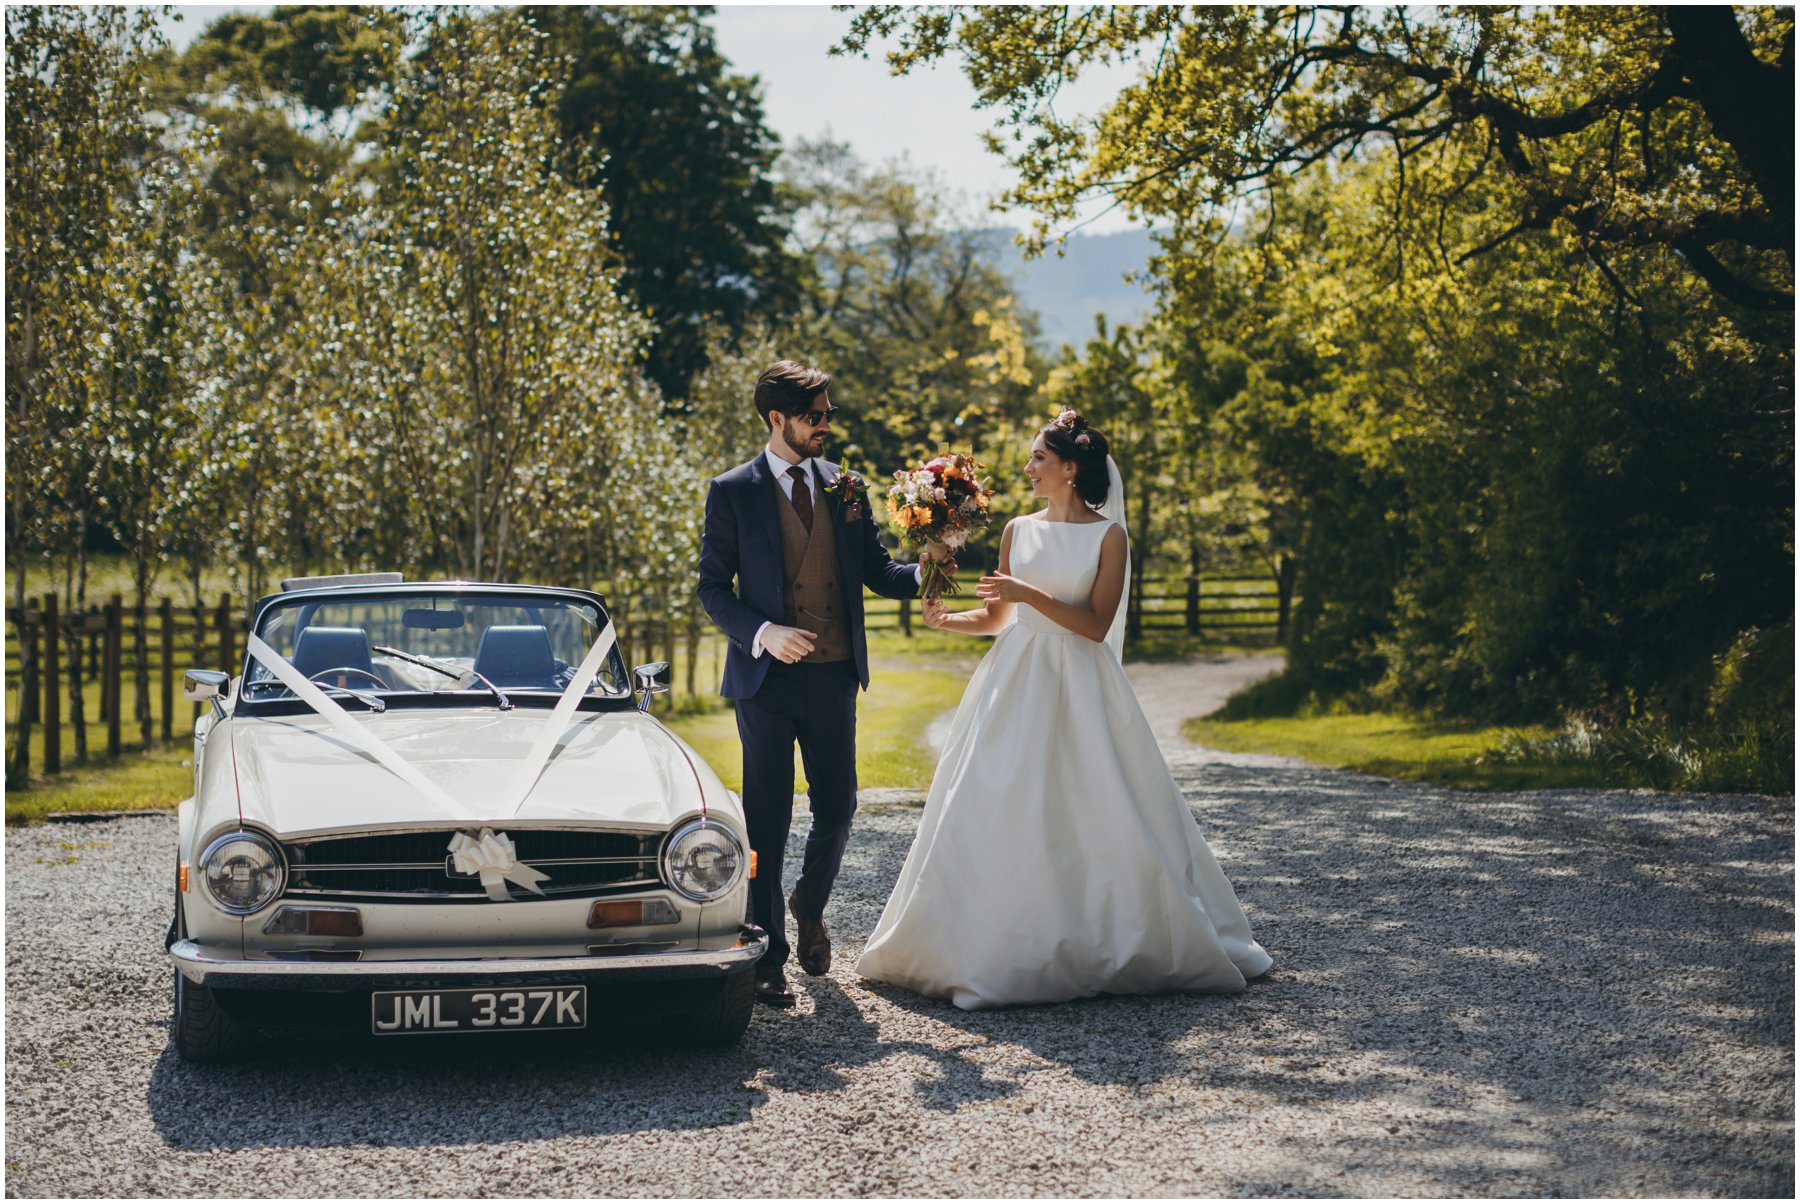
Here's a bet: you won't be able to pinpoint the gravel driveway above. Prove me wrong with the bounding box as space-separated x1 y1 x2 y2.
5 654 1792 1197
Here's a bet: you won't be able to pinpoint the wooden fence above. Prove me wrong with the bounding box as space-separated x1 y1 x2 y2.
5 592 241 782
860 574 1294 638
5 573 1291 783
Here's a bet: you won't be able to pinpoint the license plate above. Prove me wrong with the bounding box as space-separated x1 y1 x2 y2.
370 986 587 1035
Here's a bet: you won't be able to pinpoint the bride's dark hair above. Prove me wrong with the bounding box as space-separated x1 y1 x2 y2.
1040 410 1111 507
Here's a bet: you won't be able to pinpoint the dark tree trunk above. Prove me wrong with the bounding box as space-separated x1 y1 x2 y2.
1664 6 1795 247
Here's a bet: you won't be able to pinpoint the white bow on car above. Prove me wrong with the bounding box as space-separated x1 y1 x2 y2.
447 828 551 902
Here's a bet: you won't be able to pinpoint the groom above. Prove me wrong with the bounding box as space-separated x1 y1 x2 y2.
697 360 938 1007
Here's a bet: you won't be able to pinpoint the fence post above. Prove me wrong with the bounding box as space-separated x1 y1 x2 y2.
684 619 700 699
89 606 102 683
160 597 174 743
105 595 123 757
69 606 89 763
1127 563 1144 641
215 593 235 684
44 593 61 774
94 606 109 725
1185 576 1201 635
191 600 206 729
899 596 913 637
1276 555 1297 642
135 593 151 745
42 590 62 770
9 610 38 787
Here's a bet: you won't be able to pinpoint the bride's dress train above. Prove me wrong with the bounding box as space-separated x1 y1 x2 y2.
856 516 1272 1009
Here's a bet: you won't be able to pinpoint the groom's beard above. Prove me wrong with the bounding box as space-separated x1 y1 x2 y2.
781 423 823 459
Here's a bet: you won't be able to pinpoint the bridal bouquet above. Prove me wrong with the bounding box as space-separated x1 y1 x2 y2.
887 452 995 598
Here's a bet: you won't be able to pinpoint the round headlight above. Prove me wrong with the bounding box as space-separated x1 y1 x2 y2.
199 830 286 915
661 821 744 902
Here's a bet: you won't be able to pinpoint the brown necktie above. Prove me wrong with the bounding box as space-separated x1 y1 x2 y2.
787 464 814 532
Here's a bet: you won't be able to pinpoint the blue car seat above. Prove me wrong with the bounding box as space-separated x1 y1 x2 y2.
291 627 378 687
472 625 559 689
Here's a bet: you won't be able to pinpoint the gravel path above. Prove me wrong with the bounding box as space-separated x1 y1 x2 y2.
5 654 1792 1197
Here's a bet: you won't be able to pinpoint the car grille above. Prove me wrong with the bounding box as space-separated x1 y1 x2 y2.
283 828 663 901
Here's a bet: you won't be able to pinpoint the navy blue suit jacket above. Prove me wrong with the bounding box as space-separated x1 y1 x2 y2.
698 454 919 699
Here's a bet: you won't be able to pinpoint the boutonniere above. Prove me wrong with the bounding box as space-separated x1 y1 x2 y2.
822 466 867 523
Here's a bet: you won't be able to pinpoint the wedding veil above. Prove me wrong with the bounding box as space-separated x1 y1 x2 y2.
1098 455 1129 661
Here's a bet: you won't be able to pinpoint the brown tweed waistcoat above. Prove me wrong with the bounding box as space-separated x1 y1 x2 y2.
775 482 852 664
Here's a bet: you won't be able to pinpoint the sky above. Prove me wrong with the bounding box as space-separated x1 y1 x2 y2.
152 2 1143 237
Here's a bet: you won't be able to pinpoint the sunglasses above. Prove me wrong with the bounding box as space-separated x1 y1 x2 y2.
793 405 840 428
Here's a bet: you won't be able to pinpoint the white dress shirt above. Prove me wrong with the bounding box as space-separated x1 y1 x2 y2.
751 449 921 659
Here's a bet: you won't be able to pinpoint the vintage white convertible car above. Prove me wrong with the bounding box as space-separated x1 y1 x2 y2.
167 574 762 1061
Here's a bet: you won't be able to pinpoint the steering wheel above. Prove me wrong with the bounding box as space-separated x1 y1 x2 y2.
307 667 388 690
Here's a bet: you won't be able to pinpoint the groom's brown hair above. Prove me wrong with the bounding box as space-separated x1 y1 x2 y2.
755 360 832 425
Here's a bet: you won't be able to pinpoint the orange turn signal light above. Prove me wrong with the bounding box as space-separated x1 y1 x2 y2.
179 863 189 892
587 898 680 929
261 906 363 937
750 849 758 879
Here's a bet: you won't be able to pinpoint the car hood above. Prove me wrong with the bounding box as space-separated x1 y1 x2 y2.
226 708 715 838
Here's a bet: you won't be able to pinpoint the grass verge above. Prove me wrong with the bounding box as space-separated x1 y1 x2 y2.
661 663 965 795
1183 711 1584 792
5 744 191 824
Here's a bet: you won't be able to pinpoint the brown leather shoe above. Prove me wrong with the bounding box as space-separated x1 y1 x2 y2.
754 969 795 1008
789 892 831 976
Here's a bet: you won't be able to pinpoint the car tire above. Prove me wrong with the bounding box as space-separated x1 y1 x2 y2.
684 969 755 1045
171 969 254 1063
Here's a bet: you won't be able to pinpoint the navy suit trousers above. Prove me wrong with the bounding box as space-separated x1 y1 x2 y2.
735 659 860 975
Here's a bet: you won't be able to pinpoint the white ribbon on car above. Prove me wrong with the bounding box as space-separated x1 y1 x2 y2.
447 827 549 901
248 620 622 899
245 633 464 820
504 620 617 815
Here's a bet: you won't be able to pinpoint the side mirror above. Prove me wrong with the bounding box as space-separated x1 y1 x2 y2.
633 662 672 713
183 669 231 702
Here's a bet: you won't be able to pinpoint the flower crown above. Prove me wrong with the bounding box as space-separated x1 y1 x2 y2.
1053 409 1095 447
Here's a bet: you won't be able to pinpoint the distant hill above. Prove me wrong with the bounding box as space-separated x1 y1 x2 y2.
976 227 1162 353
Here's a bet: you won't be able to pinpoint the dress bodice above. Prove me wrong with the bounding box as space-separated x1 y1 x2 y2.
1007 516 1116 634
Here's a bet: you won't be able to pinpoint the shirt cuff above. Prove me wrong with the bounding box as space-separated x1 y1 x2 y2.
751 621 772 659
913 563 923 583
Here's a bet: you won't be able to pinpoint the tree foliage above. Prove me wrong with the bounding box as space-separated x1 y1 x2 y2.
779 138 1046 484
526 4 805 399
6 6 173 608
841 6 1793 308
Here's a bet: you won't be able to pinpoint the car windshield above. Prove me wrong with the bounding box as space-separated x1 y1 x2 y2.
242 592 630 703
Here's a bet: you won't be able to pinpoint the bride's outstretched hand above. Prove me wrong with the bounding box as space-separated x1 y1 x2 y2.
976 571 1030 604
922 596 950 628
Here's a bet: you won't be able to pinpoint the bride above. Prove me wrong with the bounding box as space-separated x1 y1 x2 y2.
856 410 1272 1009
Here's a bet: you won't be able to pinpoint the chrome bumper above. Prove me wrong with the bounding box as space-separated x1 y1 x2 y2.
171 926 767 991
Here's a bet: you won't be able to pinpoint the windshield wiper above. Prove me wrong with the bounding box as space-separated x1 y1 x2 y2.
243 678 386 712
374 645 514 711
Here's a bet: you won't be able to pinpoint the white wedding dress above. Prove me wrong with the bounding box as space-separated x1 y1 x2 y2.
856 515 1273 1009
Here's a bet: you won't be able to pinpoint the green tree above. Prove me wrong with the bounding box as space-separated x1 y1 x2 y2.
326 8 655 582
149 7 401 280
840 6 1793 308
525 5 805 400
5 6 164 613
781 138 1046 490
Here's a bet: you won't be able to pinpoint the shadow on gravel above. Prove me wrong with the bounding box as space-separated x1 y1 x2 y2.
841 765 1795 1196
146 1029 774 1149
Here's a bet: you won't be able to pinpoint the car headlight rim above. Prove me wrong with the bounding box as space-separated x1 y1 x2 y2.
198 829 287 915
661 819 744 902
